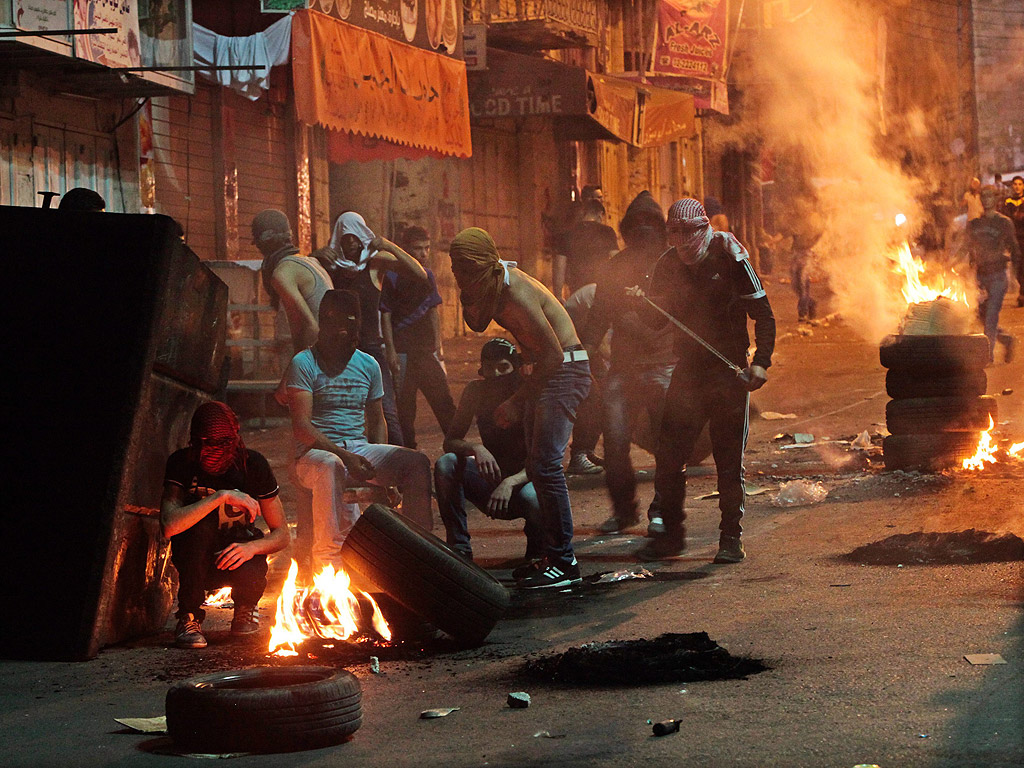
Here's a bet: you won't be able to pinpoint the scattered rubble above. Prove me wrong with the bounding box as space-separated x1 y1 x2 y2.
506 692 531 709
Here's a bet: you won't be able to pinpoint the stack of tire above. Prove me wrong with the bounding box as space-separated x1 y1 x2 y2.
880 334 997 470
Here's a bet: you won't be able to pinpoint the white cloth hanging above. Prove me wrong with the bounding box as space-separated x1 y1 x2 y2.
192 14 292 100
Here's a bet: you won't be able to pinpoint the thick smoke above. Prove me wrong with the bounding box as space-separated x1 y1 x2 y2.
745 0 927 341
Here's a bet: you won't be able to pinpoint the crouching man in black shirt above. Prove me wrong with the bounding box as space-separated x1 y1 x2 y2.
161 402 290 649
632 199 775 564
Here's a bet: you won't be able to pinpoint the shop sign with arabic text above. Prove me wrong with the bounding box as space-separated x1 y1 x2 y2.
652 0 728 81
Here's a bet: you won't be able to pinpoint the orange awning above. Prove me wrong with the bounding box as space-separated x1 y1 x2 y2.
291 9 472 158
640 87 697 148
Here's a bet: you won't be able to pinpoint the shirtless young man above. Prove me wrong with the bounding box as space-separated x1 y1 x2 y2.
449 228 591 589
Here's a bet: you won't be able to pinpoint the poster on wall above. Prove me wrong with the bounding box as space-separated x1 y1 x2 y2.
14 0 70 33
73 0 142 68
308 0 462 58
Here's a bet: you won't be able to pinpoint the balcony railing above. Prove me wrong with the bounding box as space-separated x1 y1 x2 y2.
471 0 600 49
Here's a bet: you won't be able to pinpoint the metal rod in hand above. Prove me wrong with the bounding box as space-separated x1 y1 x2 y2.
642 296 743 374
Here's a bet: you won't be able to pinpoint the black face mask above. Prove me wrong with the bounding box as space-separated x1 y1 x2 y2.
482 369 522 397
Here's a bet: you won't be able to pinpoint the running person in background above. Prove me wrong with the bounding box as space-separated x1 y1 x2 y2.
960 186 1020 362
449 228 591 589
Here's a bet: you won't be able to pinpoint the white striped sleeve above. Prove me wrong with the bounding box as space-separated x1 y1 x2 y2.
737 258 766 299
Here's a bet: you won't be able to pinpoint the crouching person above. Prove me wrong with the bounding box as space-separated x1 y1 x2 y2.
161 402 291 649
436 339 544 563
288 289 433 572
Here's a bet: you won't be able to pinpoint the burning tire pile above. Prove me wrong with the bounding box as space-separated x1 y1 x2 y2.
880 333 995 470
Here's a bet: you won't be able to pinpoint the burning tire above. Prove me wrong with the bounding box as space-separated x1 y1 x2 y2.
881 331 990 470
165 666 361 754
885 396 997 435
341 504 510 645
882 433 982 471
879 333 990 371
885 368 987 400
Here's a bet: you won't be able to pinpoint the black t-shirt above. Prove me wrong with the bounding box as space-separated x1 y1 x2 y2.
560 220 618 292
473 376 527 477
164 448 279 544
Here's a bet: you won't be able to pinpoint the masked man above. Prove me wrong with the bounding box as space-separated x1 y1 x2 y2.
582 191 676 536
161 402 290 649
634 199 775 564
319 212 429 445
449 228 591 589
435 338 543 563
288 289 432 572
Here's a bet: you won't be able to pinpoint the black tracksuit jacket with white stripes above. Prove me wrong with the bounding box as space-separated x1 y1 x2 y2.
648 241 776 375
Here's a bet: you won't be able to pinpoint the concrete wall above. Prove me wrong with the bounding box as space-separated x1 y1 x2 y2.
972 0 1024 177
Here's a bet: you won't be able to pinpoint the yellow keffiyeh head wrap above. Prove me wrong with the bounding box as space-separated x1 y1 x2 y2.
449 227 512 332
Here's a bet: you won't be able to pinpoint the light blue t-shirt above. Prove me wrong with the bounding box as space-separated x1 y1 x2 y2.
287 348 384 448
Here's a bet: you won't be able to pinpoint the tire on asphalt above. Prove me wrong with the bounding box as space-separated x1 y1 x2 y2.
165 666 361 754
879 334 989 371
885 396 998 435
882 433 982 471
885 368 987 400
341 504 510 645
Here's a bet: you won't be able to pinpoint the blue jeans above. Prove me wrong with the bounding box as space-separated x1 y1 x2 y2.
523 360 592 563
790 250 816 320
434 453 542 560
363 344 404 445
603 364 674 520
977 269 1009 360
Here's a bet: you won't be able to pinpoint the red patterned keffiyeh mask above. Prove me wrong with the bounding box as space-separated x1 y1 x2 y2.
190 401 245 476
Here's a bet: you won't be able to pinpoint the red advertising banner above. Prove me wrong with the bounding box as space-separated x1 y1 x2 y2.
652 0 729 82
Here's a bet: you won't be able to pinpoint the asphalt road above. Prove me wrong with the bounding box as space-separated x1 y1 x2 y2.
2 273 1022 767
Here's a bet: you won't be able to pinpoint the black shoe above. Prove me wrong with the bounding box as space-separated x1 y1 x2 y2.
713 535 745 564
230 604 259 636
517 557 582 589
511 558 544 581
647 516 667 536
597 513 640 533
175 613 208 649
637 530 686 560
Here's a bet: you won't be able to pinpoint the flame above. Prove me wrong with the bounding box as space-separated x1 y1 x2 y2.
203 587 234 607
1008 442 1024 460
962 417 998 470
269 560 391 656
890 241 970 306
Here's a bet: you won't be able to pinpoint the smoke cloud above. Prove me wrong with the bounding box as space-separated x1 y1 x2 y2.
742 0 930 341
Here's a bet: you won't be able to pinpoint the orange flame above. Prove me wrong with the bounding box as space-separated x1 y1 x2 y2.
269 560 391 656
890 241 970 306
962 417 998 470
203 587 234 607
1008 442 1024 460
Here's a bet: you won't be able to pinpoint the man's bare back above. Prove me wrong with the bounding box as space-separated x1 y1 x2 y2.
495 269 580 365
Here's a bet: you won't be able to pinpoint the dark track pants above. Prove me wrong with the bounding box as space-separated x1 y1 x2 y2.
654 371 749 538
